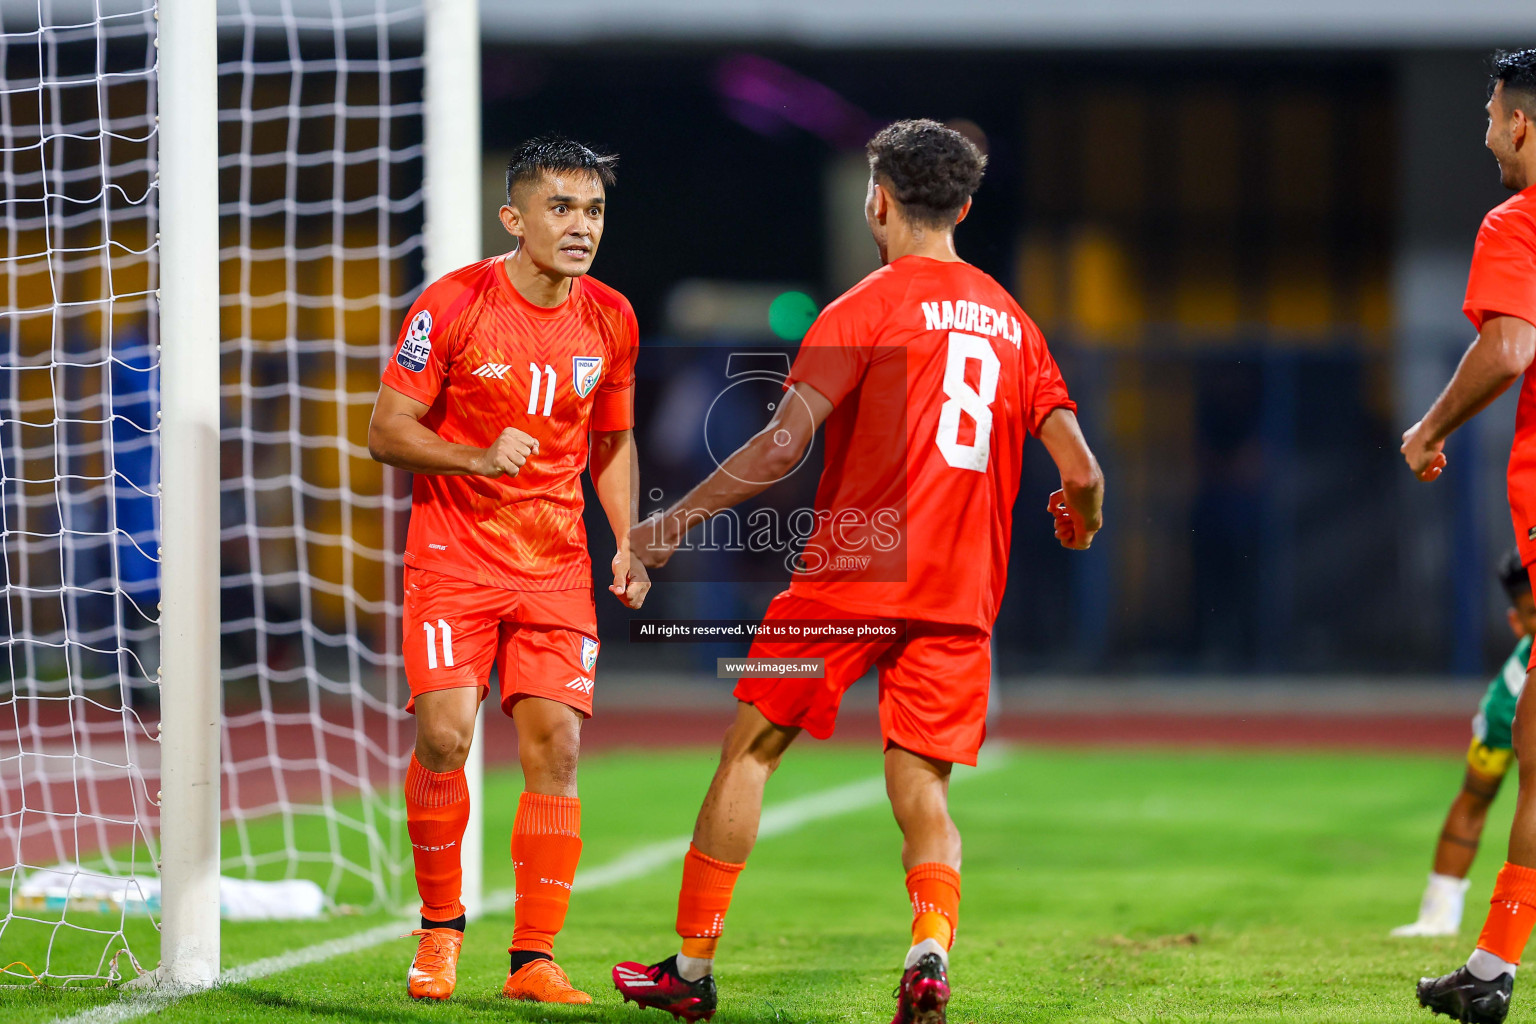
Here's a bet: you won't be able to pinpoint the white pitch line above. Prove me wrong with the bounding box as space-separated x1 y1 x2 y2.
53 750 1005 1024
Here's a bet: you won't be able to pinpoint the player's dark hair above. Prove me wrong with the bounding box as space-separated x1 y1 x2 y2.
1500 548 1531 603
1490 49 1536 116
865 119 987 230
505 134 617 204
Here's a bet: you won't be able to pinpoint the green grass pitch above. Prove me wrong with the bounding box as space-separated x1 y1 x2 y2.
0 744 1515 1023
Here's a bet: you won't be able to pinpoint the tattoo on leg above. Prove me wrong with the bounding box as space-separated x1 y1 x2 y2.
1440 830 1481 850
1465 781 1502 801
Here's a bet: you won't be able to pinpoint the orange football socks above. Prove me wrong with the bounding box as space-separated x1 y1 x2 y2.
1476 862 1536 965
675 843 746 960
510 792 582 953
907 862 961 951
405 754 470 924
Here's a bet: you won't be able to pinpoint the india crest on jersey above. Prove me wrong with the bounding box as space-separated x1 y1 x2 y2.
580 636 599 672
573 356 603 398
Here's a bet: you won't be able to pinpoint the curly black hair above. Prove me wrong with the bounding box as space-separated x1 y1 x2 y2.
1500 547 1531 603
1491 49 1536 115
866 119 987 229
506 134 617 204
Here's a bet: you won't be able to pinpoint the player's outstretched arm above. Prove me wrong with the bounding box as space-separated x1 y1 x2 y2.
591 427 649 609
1037 408 1104 551
367 383 539 477
631 381 834 568
1401 314 1536 482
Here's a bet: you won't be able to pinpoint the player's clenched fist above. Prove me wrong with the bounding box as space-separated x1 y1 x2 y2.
474 427 540 478
1400 420 1448 482
1048 488 1100 551
610 548 651 609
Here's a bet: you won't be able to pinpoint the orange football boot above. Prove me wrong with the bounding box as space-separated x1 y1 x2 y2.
502 957 593 1004
406 927 464 1000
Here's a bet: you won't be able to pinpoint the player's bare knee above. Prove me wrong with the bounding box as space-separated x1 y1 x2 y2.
543 740 581 785
524 727 580 764
520 719 582 789
720 723 789 777
717 738 777 778
717 702 797 774
415 719 473 771
1463 770 1504 806
891 791 954 831
1516 712 1536 762
1519 744 1536 789
1516 749 1536 795
527 749 579 791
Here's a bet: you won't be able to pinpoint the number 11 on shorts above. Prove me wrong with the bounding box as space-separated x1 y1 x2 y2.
422 619 455 669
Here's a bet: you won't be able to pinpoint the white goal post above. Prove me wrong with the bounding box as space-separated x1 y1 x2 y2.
421 0 484 920
156 0 222 990
161 0 487 987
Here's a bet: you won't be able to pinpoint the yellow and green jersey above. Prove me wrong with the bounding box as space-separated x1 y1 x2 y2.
1469 634 1533 777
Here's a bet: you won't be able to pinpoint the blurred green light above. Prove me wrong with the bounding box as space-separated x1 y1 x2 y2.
768 291 818 341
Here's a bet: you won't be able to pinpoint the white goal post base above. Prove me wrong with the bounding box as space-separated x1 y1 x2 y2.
123 953 217 993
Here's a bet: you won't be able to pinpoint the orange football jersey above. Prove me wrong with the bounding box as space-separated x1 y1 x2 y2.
785 255 1074 630
382 256 637 590
1465 182 1536 567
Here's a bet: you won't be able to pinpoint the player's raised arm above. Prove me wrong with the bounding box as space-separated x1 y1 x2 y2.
1401 315 1536 482
367 382 540 477
591 427 649 608
631 381 835 568
1037 407 1104 551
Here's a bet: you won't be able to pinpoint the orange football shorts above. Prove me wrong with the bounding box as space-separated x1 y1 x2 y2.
733 590 991 765
402 566 599 717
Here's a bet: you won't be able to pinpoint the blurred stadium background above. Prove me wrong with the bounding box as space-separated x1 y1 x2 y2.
129 1 1536 699
198 1 1536 685
490 3 1533 684
198 0 1536 774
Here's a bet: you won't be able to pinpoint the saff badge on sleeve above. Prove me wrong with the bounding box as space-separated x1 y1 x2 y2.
396 309 432 372
573 356 603 398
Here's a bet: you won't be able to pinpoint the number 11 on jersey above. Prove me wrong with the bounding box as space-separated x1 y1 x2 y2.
422 618 454 669
527 363 556 416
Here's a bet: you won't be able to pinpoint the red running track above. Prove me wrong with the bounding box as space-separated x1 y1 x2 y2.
0 701 1475 869
572 709 1472 755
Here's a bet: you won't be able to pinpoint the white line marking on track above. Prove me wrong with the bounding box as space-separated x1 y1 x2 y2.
52 750 1005 1024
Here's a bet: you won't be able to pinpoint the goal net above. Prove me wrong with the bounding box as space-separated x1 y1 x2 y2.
0 0 164 984
214 0 423 917
1 0 429 984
